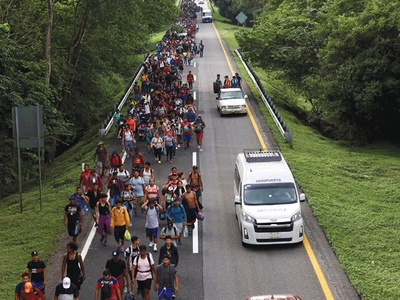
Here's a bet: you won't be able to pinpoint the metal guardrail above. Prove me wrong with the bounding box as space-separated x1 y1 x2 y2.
235 49 292 146
101 53 151 136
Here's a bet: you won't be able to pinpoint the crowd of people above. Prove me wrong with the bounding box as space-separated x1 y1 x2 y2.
14 1 207 300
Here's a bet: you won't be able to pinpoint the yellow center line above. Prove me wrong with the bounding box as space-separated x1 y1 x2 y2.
212 20 335 300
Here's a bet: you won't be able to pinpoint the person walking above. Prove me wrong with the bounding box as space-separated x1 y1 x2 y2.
181 185 202 235
121 126 135 158
54 277 79 300
151 132 164 164
27 251 46 295
79 163 91 194
166 197 187 245
144 178 162 203
131 245 156 300
121 182 136 226
193 116 206 151
153 255 178 300
107 171 124 207
131 147 145 175
15 272 44 300
187 165 204 200
129 170 145 215
87 182 101 225
157 236 179 267
61 241 86 291
163 131 176 163
64 196 82 242
69 186 89 217
186 71 194 90
142 162 155 187
105 251 129 298
199 40 204 57
96 193 113 246
94 270 122 300
19 282 44 300
142 199 163 252
124 236 141 294
181 117 192 150
160 221 180 247
111 200 130 253
94 142 109 177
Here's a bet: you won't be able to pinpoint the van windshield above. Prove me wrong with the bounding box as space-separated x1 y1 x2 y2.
220 90 243 100
243 183 297 205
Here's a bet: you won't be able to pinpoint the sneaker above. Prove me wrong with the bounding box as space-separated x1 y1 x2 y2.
119 247 125 253
169 160 172 164
175 147 178 150
155 157 158 161
172 292 176 298
104 241 108 246
149 241 154 248
178 239 182 245
153 244 158 252
100 235 105 243
158 161 161 164
117 136 121 139
198 145 200 149
134 212 138 217
178 144 180 148
200 148 203 151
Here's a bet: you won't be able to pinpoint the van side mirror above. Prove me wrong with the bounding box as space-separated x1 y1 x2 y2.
244 95 248 99
299 193 306 202
234 195 241 205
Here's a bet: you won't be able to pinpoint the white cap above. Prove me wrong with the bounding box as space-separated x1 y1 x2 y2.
62 277 71 289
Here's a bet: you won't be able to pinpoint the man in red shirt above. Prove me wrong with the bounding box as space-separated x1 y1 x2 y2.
187 70 194 90
79 164 91 194
94 270 121 300
19 282 44 300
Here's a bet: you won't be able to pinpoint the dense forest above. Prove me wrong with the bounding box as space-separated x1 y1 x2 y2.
233 0 400 143
0 0 179 197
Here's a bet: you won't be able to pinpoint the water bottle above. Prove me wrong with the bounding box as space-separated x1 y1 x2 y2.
183 225 188 238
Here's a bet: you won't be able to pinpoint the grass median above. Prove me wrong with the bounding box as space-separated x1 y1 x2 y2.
213 9 400 300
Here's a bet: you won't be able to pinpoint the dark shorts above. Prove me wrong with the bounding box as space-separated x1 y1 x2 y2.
183 134 191 142
138 278 152 291
114 225 126 240
146 227 158 239
68 221 79 237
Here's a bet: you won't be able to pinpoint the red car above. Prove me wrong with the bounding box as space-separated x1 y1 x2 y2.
246 295 302 300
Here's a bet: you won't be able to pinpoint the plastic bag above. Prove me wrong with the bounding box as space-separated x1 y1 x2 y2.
124 229 131 241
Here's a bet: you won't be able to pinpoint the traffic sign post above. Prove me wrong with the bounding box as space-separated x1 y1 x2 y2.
236 12 248 26
12 106 44 213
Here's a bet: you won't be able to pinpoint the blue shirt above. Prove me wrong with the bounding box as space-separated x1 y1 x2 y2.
130 177 144 196
167 204 187 223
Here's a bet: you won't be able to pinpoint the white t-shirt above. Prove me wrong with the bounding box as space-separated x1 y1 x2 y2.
134 255 154 281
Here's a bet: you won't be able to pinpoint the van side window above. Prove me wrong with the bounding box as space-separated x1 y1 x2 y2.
234 166 241 195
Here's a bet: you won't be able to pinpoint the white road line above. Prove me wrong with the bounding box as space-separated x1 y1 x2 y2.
194 75 197 82
81 150 127 260
194 62 197 68
192 152 199 253
193 91 196 100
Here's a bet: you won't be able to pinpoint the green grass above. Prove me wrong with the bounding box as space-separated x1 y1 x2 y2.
214 14 400 300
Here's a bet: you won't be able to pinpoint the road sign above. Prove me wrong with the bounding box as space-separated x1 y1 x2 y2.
236 12 248 25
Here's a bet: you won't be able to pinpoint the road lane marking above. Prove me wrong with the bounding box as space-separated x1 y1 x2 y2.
212 21 335 300
192 151 199 253
82 150 127 260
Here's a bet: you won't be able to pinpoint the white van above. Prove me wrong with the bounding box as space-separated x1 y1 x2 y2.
234 149 306 246
202 9 212 23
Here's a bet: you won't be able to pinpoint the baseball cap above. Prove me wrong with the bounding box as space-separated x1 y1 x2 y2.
98 141 104 145
24 282 32 293
113 171 118 175
167 220 173 227
31 251 38 256
112 251 119 257
91 169 96 173
62 277 71 289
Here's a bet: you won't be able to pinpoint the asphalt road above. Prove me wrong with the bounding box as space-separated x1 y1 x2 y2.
77 13 360 300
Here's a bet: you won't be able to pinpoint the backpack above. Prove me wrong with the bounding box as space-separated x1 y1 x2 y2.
183 125 190 133
134 254 153 279
162 226 178 237
100 280 112 300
